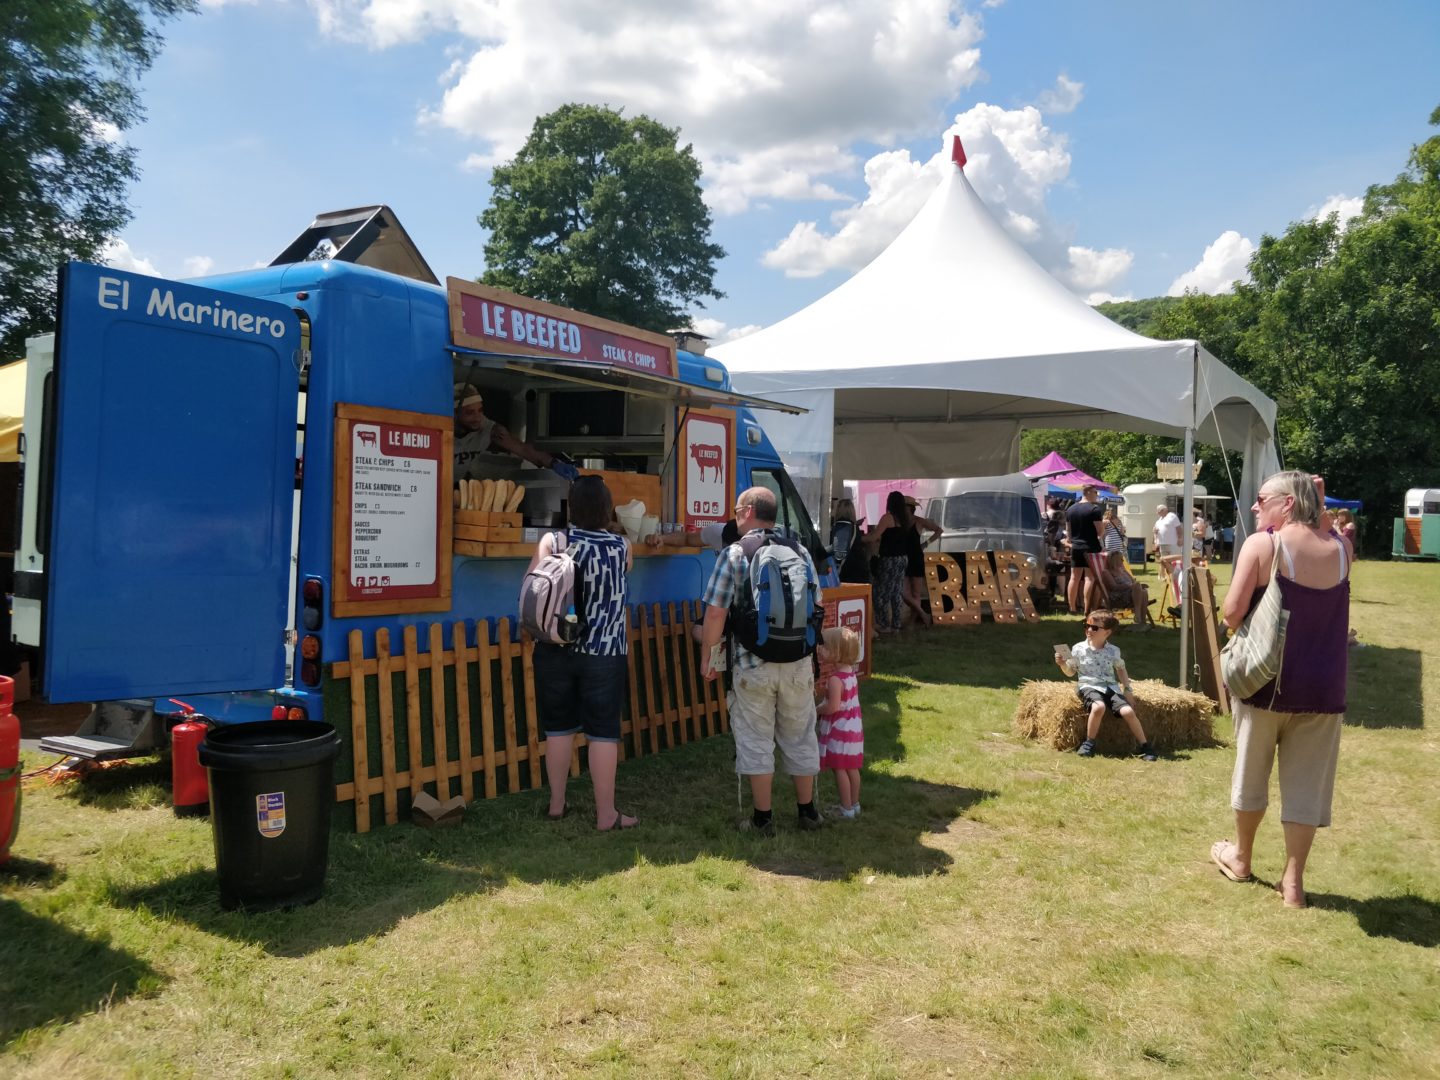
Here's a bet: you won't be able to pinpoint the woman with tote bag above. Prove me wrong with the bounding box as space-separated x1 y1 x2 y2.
1209 472 1350 909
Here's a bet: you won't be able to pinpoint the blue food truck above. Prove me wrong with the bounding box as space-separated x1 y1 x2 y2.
13 208 836 765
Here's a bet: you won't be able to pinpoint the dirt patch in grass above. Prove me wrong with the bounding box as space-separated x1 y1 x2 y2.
877 1013 1008 1072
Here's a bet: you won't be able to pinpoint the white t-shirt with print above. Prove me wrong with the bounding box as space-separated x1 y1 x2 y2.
1069 640 1126 693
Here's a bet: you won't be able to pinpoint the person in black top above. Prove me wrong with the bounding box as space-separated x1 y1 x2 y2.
902 496 942 627
1065 484 1109 615
867 491 928 632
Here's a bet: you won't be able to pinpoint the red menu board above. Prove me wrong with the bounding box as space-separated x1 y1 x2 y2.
332 404 453 616
447 278 677 379
678 408 736 531
819 584 873 680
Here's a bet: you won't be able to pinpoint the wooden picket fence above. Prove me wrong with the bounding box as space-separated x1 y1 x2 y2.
330 600 728 832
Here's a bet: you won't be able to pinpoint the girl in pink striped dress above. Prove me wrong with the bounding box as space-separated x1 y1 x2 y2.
817 627 865 819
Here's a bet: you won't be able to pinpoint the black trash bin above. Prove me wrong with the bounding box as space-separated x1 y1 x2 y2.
198 720 341 912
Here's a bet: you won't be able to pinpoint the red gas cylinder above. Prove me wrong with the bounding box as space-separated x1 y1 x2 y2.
169 699 211 818
1 676 19 865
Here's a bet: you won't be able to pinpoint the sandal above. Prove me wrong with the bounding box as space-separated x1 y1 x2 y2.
597 811 638 831
543 803 571 820
1210 840 1252 883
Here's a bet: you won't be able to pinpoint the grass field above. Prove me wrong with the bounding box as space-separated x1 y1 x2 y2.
3 561 1438 1078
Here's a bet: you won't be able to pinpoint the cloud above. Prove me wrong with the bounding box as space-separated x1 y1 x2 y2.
687 317 764 343
1065 245 1132 291
761 102 1133 298
1312 193 1363 231
1035 73 1083 115
1085 291 1134 306
100 239 160 277
307 0 985 213
689 317 726 339
1166 230 1255 296
183 255 216 277
762 149 934 276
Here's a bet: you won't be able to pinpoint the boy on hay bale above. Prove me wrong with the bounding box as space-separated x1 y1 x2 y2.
1013 613 1215 754
1050 609 1158 760
1014 610 1219 756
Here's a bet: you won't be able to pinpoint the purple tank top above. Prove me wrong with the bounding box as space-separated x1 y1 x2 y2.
1242 533 1349 713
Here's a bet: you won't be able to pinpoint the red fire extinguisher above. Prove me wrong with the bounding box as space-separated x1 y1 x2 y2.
168 699 211 818
1 676 20 865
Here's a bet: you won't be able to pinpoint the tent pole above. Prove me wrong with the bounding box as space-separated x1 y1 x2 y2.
1179 427 1196 687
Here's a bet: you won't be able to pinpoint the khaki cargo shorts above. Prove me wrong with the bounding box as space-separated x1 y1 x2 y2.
1231 699 1343 827
728 659 820 777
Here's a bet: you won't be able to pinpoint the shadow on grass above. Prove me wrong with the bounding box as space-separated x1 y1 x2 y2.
1307 891 1440 946
0 897 165 1047
108 739 996 956
52 755 172 811
1344 644 1423 729
0 855 63 888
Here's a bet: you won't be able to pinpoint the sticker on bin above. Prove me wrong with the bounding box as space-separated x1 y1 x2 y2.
256 792 286 838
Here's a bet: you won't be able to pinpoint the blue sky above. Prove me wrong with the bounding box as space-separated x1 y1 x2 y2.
105 0 1440 341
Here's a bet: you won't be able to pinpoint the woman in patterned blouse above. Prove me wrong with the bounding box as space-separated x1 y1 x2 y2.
529 475 637 830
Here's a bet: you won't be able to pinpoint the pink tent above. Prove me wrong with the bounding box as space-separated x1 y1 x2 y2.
1023 452 1116 493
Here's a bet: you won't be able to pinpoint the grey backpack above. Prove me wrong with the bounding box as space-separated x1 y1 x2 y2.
518 532 583 645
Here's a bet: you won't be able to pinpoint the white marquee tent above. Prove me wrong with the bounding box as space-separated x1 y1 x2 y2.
712 139 1279 519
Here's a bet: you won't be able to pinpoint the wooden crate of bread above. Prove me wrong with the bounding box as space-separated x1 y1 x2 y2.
454 477 526 548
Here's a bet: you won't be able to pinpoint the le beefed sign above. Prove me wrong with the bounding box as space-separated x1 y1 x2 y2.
447 278 677 379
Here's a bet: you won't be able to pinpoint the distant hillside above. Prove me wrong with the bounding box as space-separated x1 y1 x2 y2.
1094 296 1182 335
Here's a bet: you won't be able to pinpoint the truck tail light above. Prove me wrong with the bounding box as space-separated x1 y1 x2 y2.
300 633 322 687
302 577 323 630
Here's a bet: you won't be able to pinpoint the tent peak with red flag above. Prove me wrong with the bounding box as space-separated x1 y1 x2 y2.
951 136 967 170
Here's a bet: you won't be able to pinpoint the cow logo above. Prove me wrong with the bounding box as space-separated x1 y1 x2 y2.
690 442 723 481
355 426 379 450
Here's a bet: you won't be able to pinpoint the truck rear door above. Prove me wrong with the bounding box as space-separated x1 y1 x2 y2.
33 262 301 702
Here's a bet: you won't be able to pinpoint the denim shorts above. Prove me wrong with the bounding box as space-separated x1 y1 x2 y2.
532 645 628 743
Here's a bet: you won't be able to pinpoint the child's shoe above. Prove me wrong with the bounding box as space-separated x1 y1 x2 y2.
1137 742 1158 762
832 804 859 820
1076 739 1096 757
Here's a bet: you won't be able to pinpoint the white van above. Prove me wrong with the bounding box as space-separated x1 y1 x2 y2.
911 472 1048 575
1120 482 1210 556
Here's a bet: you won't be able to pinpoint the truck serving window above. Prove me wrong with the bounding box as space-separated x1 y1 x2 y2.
943 492 1041 532
750 467 826 565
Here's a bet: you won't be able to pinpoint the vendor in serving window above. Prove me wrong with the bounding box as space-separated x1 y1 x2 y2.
454 386 578 482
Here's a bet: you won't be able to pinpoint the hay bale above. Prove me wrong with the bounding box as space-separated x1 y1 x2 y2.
1013 678 1219 753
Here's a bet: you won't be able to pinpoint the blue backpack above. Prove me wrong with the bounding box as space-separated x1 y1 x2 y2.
729 531 825 663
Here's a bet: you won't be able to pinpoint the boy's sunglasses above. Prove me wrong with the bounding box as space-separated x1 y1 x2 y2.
1084 624 1106 631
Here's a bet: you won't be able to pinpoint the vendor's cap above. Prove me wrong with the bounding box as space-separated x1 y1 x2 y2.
455 385 483 408
903 496 919 507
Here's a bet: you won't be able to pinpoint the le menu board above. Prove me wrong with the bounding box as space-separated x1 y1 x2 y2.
332 403 453 616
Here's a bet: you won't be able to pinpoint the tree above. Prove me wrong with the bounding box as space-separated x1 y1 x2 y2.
1 0 197 359
479 104 724 333
1228 107 1440 549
